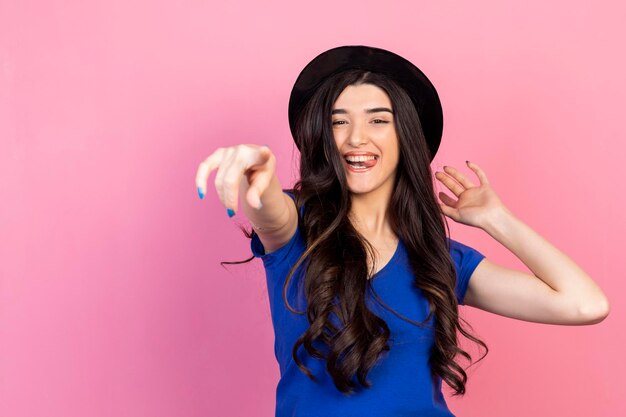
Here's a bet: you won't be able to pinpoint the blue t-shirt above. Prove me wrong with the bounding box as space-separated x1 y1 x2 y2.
250 191 486 417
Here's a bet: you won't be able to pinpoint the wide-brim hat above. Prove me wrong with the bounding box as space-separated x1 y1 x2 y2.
288 45 443 161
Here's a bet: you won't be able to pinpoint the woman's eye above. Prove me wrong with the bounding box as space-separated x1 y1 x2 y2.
332 120 388 125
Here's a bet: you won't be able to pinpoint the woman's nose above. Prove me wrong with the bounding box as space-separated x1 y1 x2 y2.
347 125 368 147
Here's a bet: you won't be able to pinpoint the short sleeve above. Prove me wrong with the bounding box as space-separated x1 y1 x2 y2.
250 191 304 268
448 238 486 305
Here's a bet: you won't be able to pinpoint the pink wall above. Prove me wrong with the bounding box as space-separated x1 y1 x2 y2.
1 1 623 416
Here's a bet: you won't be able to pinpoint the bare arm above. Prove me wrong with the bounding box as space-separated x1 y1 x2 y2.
465 208 610 324
240 171 298 254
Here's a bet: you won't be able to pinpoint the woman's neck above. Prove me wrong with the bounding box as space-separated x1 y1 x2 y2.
348 186 394 239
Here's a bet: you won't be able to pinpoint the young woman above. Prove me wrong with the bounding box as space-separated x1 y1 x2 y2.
195 46 610 416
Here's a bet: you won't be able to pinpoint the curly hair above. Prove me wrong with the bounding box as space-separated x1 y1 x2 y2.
227 69 488 396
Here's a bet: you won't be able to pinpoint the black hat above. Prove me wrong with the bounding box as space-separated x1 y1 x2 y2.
288 45 443 161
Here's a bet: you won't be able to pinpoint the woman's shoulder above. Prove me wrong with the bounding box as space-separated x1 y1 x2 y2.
283 189 304 217
446 236 486 273
250 189 304 266
446 237 483 256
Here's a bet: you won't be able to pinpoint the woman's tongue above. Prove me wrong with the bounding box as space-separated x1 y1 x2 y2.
350 158 377 168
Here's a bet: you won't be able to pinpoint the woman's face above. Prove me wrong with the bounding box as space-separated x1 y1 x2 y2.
332 83 399 195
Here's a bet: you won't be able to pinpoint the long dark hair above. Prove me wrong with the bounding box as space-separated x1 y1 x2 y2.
226 69 488 396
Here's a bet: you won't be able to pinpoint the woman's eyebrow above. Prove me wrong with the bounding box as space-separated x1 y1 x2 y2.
331 107 394 115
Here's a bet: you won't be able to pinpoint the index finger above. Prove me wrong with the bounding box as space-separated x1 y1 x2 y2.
195 147 226 199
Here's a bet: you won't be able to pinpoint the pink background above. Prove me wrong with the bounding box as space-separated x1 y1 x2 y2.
1 1 623 416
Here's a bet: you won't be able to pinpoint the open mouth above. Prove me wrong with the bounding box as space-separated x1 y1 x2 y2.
344 156 379 171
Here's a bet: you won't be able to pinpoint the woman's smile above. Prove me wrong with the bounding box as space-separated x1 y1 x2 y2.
344 155 379 173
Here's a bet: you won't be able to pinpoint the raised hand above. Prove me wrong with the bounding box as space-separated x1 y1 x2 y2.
195 144 275 217
434 160 509 229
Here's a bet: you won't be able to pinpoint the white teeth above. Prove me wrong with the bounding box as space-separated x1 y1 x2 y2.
345 155 377 162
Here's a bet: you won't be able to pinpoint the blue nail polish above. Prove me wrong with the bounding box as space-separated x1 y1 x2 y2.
197 186 204 199
227 208 235 217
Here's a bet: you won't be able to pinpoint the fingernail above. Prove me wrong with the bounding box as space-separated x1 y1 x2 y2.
226 208 235 217
257 202 263 210
197 186 204 199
